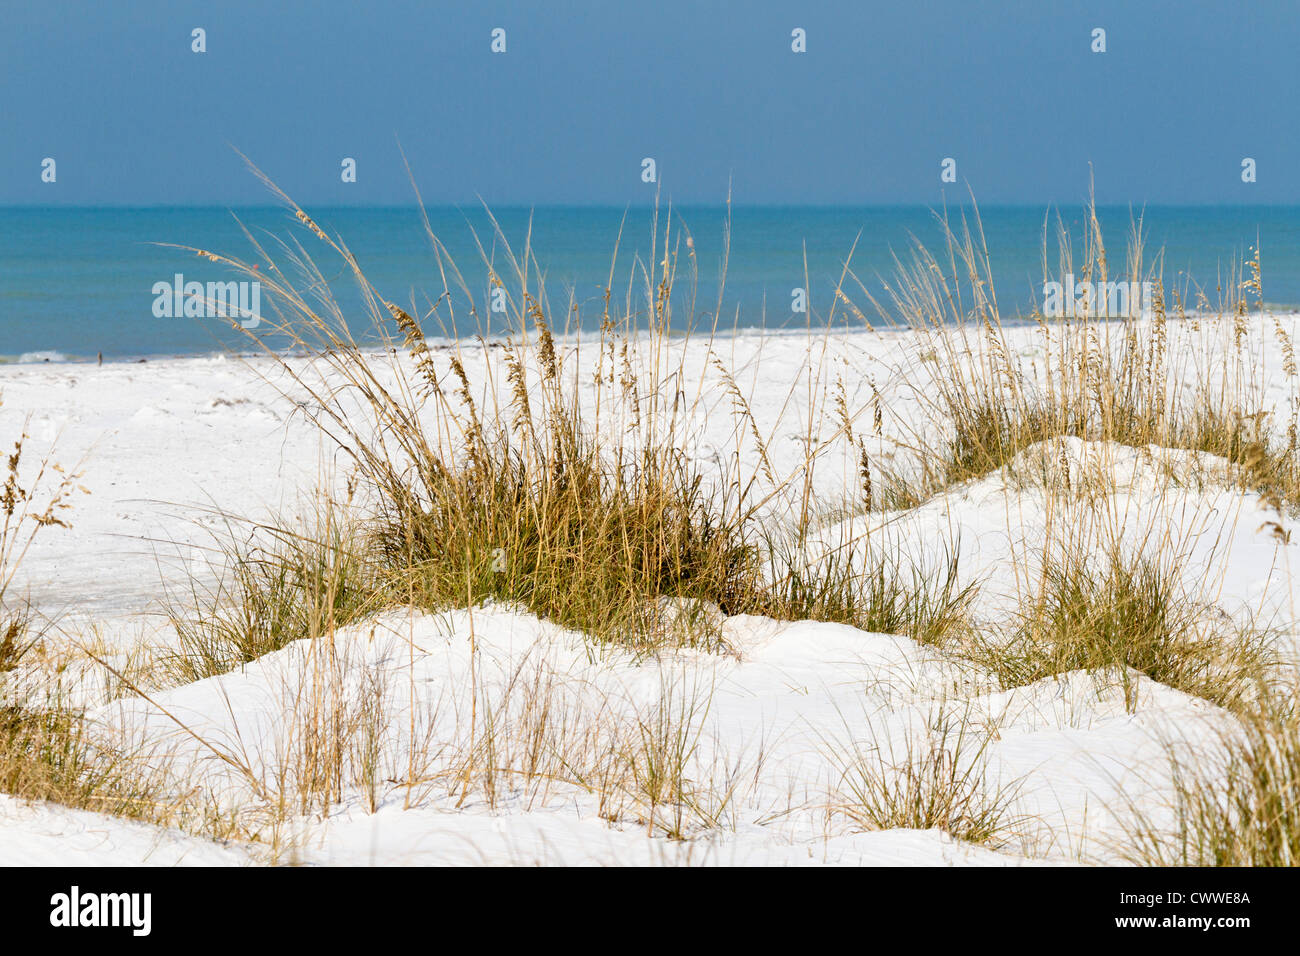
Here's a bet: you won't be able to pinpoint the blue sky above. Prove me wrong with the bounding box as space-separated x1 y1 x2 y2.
2 0 1296 206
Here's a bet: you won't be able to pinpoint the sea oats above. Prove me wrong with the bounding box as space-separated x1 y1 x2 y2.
385 300 441 399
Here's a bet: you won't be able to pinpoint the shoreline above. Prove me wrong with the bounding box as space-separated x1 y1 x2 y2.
7 306 1300 367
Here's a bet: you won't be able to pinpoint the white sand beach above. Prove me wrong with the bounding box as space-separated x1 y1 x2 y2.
3 312 1298 866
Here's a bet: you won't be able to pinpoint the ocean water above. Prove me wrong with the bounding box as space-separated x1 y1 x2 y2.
2 205 1298 362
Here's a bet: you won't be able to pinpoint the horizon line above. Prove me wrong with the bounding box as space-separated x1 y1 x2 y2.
3 200 1297 210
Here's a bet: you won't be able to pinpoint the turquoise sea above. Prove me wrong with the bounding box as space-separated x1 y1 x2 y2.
2 205 1298 362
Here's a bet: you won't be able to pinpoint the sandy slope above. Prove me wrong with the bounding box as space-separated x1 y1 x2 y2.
0 795 249 866
83 607 1227 865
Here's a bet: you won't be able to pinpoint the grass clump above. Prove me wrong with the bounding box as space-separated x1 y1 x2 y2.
972 552 1270 711
830 707 1022 848
175 172 969 657
1126 695 1300 866
2 423 85 676
869 204 1300 511
166 501 382 681
0 704 162 819
0 425 148 820
386 425 762 650
760 544 974 648
1182 403 1298 509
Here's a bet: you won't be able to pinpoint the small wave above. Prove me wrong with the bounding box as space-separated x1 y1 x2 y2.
17 350 69 363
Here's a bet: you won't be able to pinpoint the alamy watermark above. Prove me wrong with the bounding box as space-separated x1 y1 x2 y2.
1042 275 1154 319
152 273 261 328
49 886 151 936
